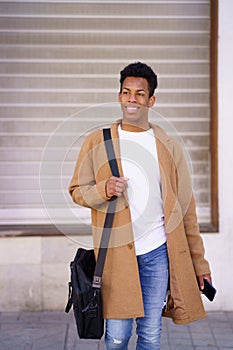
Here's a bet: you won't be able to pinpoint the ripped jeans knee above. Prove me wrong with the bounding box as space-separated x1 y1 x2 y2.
105 319 133 350
105 338 129 350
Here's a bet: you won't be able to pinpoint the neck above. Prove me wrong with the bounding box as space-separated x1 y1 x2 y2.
121 121 150 132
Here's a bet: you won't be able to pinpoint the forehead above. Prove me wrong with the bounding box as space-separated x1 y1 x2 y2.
122 76 149 92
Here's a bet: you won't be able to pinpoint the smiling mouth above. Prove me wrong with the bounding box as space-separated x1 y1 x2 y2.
125 105 139 113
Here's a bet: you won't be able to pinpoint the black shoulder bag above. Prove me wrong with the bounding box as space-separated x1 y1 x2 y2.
65 128 120 339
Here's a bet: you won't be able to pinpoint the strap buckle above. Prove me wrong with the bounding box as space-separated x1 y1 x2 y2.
92 275 102 289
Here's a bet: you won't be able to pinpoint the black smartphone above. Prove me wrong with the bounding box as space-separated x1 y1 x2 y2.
202 279 217 302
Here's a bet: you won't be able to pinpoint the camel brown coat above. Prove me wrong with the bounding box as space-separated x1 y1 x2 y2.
69 120 211 324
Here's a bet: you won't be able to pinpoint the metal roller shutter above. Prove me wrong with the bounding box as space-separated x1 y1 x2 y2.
0 1 212 231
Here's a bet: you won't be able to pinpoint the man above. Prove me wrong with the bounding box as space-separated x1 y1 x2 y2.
69 62 212 350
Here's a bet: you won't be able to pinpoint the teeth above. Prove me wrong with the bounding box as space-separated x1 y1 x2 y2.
127 106 137 111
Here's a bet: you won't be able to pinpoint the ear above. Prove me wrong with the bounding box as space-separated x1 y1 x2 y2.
148 95 156 108
118 92 122 103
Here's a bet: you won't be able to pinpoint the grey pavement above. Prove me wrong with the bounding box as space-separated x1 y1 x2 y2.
0 311 232 350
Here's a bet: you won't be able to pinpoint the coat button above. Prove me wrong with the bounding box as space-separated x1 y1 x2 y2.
128 243 134 249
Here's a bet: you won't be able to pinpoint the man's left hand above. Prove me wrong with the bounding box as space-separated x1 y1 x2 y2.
198 274 212 291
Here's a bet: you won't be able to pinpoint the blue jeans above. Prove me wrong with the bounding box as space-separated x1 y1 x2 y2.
105 243 169 350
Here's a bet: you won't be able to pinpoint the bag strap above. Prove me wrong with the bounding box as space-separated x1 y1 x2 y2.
92 128 120 288
102 128 120 177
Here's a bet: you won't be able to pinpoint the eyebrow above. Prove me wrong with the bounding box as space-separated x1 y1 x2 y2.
122 87 146 92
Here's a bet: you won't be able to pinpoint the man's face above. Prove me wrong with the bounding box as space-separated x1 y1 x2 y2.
118 76 155 125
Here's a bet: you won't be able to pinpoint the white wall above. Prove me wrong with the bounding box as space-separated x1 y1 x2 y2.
0 236 93 311
202 0 233 311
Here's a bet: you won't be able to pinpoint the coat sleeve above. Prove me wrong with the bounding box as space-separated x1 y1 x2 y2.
68 133 110 209
173 139 211 277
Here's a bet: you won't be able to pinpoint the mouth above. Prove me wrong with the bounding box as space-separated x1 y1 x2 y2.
125 105 139 114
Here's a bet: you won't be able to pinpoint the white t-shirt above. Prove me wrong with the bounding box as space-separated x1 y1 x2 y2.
118 125 166 255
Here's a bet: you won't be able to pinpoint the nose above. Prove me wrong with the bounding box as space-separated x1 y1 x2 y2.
128 93 137 103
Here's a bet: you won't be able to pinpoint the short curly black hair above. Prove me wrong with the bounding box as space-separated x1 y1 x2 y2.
120 62 158 97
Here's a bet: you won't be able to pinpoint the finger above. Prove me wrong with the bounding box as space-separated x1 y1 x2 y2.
114 176 129 181
117 182 129 193
115 177 129 189
121 177 129 183
121 177 129 188
198 276 204 290
115 182 125 191
120 176 129 181
204 275 212 284
115 191 123 197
